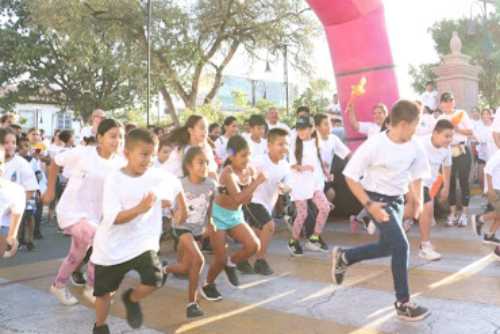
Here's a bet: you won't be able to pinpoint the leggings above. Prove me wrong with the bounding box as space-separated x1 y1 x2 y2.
292 191 331 239
449 148 472 207
54 220 96 288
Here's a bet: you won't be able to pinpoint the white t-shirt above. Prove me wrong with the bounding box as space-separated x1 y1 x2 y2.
416 113 437 137
358 122 381 138
0 179 26 228
318 134 351 171
163 144 217 178
0 155 39 227
91 168 178 266
474 123 496 162
80 126 94 139
214 135 231 165
243 133 267 163
343 132 431 196
54 146 126 229
438 110 472 145
289 138 324 201
251 154 291 213
492 113 500 134
419 135 452 188
420 90 438 111
267 122 291 133
484 150 500 191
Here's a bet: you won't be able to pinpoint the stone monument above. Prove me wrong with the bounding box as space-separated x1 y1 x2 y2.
433 31 481 112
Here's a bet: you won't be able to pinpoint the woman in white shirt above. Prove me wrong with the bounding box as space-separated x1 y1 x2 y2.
163 115 218 178
214 116 239 166
43 119 125 306
287 117 331 256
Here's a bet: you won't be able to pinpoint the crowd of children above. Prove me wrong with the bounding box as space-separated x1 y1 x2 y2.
1 91 500 332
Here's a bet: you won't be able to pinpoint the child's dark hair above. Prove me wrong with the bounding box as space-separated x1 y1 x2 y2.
125 128 154 149
248 114 266 128
158 135 173 151
0 127 16 144
433 119 454 133
380 116 391 131
209 123 220 133
294 125 323 167
18 135 29 145
125 123 137 134
267 128 289 144
97 118 122 137
224 134 248 167
313 113 328 127
222 116 237 135
390 100 420 126
182 146 206 177
59 130 74 145
166 114 204 148
296 106 310 115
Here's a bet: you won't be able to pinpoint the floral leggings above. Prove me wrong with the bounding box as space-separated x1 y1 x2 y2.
292 191 331 240
53 219 96 288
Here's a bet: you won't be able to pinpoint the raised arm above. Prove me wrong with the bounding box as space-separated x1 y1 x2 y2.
346 101 360 132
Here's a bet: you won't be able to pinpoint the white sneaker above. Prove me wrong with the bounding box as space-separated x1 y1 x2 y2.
50 285 79 306
418 244 441 261
446 215 456 227
458 214 468 227
367 221 377 235
82 286 96 304
431 218 437 227
305 240 322 252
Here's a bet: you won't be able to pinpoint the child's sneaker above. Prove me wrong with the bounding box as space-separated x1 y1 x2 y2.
200 283 222 301
394 301 430 321
471 214 484 236
186 302 204 318
331 247 348 285
236 260 255 275
418 243 441 261
483 234 500 246
446 214 457 227
50 285 79 306
121 288 143 329
457 213 468 227
305 235 323 252
93 324 110 334
287 239 303 256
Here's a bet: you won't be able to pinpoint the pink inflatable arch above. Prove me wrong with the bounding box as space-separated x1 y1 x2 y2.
307 0 400 148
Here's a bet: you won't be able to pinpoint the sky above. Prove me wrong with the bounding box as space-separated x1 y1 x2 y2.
225 0 486 99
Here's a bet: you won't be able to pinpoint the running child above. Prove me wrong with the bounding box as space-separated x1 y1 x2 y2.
200 135 264 301
91 128 186 334
333 100 431 321
242 114 267 163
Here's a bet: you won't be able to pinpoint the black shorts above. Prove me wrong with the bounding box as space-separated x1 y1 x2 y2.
94 251 163 297
324 181 335 192
423 186 432 204
171 228 203 243
243 203 273 230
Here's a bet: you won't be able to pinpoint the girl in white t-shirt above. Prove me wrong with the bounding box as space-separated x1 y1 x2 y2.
214 116 239 167
288 117 331 256
43 119 125 306
163 115 218 178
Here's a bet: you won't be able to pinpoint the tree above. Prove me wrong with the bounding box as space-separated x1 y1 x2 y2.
408 63 438 94
409 15 500 106
292 79 331 114
0 0 145 120
29 0 318 125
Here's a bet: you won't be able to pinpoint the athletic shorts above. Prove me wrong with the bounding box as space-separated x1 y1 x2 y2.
94 251 163 297
323 181 335 193
243 203 273 230
171 228 203 243
212 202 244 231
423 187 432 204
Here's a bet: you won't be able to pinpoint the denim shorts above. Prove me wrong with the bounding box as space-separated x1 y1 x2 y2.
0 226 9 237
212 202 244 231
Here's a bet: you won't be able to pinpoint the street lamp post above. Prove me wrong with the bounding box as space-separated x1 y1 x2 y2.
146 0 152 127
283 44 289 115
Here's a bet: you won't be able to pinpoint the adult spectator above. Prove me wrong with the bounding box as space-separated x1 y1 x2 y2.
80 109 105 144
266 107 290 132
420 81 439 112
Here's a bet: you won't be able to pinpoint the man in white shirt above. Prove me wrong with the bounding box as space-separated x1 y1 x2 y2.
420 81 438 112
327 93 341 115
80 109 105 144
266 107 290 133
332 100 431 321
347 100 387 138
243 114 267 163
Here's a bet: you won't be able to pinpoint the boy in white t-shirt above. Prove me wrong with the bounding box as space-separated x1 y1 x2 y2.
243 114 267 162
417 120 453 261
333 100 431 321
91 129 187 334
472 149 500 247
241 128 291 275
0 145 25 258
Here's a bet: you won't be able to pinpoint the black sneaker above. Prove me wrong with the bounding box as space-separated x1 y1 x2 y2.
224 265 240 287
71 271 87 287
318 236 329 252
483 234 500 246
331 247 348 285
394 301 430 321
26 242 35 252
201 237 213 254
287 239 303 257
121 288 143 329
186 302 204 318
93 323 110 334
34 232 43 240
471 214 484 237
254 259 273 276
236 260 255 275
200 283 222 301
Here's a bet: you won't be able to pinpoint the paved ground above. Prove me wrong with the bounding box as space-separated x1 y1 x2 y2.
1 195 500 334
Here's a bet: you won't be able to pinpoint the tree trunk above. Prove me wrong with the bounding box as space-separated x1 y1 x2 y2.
160 86 180 127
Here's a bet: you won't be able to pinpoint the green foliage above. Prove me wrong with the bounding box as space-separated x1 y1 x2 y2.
292 79 331 114
408 63 439 94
